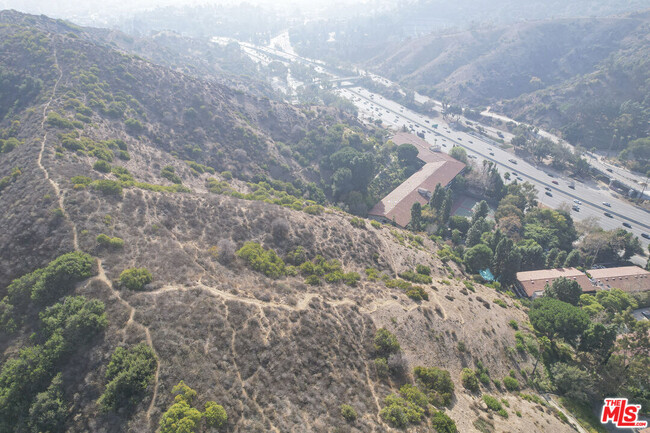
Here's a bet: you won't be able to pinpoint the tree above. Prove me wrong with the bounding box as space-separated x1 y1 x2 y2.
517 240 545 271
410 202 422 231
564 250 581 267
431 411 458 433
441 191 452 224
492 238 521 285
204 401 227 428
449 146 467 163
528 298 590 344
28 373 68 433
550 363 595 403
472 200 489 224
397 143 419 166
578 323 616 359
461 368 480 392
464 244 493 274
119 268 153 291
374 328 400 356
545 277 582 306
159 382 203 433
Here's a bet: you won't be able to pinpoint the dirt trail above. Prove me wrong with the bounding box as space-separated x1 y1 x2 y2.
95 259 160 429
37 39 79 251
222 300 282 433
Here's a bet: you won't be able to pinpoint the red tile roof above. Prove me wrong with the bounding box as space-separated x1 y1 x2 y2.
589 266 650 292
516 267 596 298
368 133 465 227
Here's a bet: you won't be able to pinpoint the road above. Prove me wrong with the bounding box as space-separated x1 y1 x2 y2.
338 87 650 249
226 40 650 250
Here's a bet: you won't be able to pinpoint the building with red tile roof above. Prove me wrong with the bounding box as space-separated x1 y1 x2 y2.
368 133 465 227
589 266 650 292
516 267 596 299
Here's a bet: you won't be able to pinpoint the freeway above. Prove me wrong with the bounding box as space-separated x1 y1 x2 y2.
233 40 650 250
338 87 650 249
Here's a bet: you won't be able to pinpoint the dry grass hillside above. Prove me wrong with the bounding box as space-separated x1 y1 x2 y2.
0 11 579 433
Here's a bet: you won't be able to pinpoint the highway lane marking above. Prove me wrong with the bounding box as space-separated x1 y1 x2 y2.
346 88 650 232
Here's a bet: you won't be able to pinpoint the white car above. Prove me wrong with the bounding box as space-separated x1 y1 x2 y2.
573 199 582 205
602 202 611 207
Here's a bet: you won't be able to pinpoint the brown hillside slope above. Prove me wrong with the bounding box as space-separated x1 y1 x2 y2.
0 12 575 433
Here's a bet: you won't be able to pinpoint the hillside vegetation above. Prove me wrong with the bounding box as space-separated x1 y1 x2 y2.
0 10 645 433
368 12 650 163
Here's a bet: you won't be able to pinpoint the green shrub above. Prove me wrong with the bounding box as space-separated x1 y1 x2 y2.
406 286 429 301
46 112 74 129
416 264 431 275
221 170 233 180
340 404 358 422
204 401 227 428
503 376 519 391
457 341 466 352
350 217 366 229
236 242 286 279
161 165 182 184
461 368 480 392
98 343 157 411
374 358 389 377
370 220 381 229
91 179 123 196
399 270 432 284
482 395 502 411
494 299 507 308
497 408 509 418
93 160 111 173
96 234 124 249
119 268 153 291
431 411 458 433
343 271 361 287
374 328 400 356
303 204 324 215
380 393 424 427
413 366 455 406
159 382 203 433
30 252 95 304
124 118 143 134
71 175 92 186
305 275 320 285
508 320 519 330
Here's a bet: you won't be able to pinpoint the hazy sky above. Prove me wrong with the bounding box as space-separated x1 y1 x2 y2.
0 0 387 21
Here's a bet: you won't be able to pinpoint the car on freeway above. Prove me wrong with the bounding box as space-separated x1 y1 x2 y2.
602 202 611 207
509 159 517 164
622 222 632 228
468 140 473 144
604 212 613 218
457 137 462 140
572 205 580 211
547 173 554 177
606 168 613 172
425 120 430 123
545 191 552 197
641 233 650 239
545 186 552 191
573 199 581 205
489 152 494 156
517 177 523 181
552 180 559 185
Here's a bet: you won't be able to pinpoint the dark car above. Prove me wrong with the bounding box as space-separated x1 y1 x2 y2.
544 186 551 191
641 233 650 239
606 168 613 172
623 222 632 228
552 180 559 185
545 191 552 197
489 152 494 156
604 212 613 218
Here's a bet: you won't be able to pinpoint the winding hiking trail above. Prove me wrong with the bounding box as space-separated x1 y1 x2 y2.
37 39 78 251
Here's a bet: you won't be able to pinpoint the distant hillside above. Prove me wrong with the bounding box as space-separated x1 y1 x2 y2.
368 11 650 152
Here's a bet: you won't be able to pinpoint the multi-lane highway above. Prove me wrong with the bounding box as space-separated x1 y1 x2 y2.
230 39 650 250
338 87 650 249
